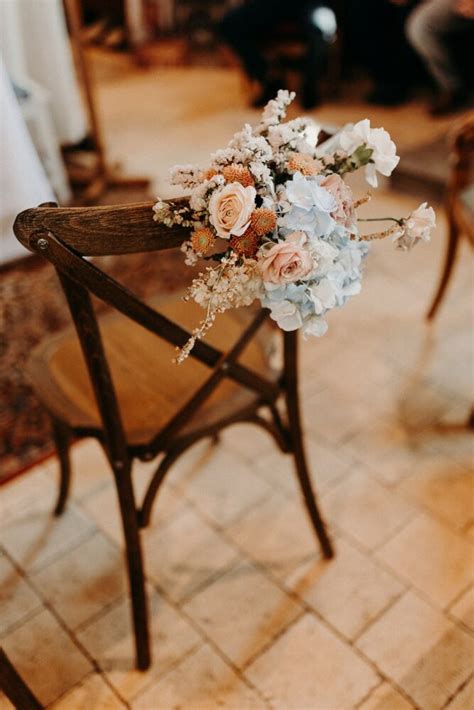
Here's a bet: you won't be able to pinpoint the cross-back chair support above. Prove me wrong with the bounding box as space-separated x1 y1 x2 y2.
427 117 474 320
14 201 333 672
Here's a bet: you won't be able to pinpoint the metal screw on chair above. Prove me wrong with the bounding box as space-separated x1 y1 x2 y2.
37 238 49 250
221 362 229 371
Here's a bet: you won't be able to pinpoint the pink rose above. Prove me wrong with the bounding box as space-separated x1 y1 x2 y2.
320 174 355 229
209 182 256 239
259 232 313 284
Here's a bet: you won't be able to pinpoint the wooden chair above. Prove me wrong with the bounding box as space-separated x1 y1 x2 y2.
427 115 474 320
13 200 334 671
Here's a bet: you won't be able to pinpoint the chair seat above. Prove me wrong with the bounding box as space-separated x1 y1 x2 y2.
27 296 278 447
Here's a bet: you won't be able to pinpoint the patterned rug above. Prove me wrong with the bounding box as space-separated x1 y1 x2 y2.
0 200 191 483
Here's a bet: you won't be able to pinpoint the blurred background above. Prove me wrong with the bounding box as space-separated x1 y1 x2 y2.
0 3 473 708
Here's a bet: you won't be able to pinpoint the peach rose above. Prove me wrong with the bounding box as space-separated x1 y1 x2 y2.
320 174 355 229
209 182 256 239
259 232 313 284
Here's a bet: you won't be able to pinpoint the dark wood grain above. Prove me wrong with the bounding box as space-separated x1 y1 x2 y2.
13 199 190 256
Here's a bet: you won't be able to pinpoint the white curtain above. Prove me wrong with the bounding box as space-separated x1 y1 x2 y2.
0 59 55 264
0 0 88 146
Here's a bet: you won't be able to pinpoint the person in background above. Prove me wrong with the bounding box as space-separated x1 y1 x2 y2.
219 0 329 108
405 0 474 114
344 0 421 106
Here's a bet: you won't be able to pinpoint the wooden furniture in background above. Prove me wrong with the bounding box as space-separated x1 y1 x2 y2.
63 0 150 203
427 115 474 320
13 199 333 671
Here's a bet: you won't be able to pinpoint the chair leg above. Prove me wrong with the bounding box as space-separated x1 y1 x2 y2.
139 449 182 529
113 464 151 671
427 216 460 320
287 406 334 559
283 331 334 559
0 648 43 710
51 419 72 516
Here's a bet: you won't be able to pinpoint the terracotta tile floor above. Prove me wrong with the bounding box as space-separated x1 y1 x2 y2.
1 67 473 708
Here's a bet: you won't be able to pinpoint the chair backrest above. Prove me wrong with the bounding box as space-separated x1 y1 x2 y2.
13 200 280 466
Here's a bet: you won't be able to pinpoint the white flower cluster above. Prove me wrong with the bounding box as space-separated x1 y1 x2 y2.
153 92 434 362
189 174 225 213
323 118 400 188
153 199 194 228
189 255 263 312
257 89 296 131
169 164 202 189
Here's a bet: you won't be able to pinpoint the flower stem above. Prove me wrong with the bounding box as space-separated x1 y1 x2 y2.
357 217 402 224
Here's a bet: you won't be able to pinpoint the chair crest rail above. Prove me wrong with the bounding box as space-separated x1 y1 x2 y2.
13 199 190 256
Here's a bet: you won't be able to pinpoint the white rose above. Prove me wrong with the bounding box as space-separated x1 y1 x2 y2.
394 202 436 251
209 182 256 239
339 119 399 188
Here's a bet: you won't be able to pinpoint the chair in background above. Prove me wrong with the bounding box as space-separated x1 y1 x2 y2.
13 199 334 671
427 115 474 320
63 0 151 203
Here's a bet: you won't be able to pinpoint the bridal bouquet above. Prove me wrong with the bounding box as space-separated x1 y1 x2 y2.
153 91 435 363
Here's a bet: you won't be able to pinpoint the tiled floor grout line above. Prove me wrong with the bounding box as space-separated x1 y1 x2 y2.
45 667 130 709
353 674 422 710
0 547 128 708
0 602 44 642
389 474 474 538
369 507 420 554
128 642 205 707
259 524 472 710
446 581 474 614
4 425 472 708
440 670 474 710
11 461 473 696
350 588 407 644
173 493 403 700
331 442 473 544
72 591 129 636
1 506 98 576
239 608 307 673
353 678 386 710
142 577 274 709
333 523 474 639
45 492 271 706
151 556 239 608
